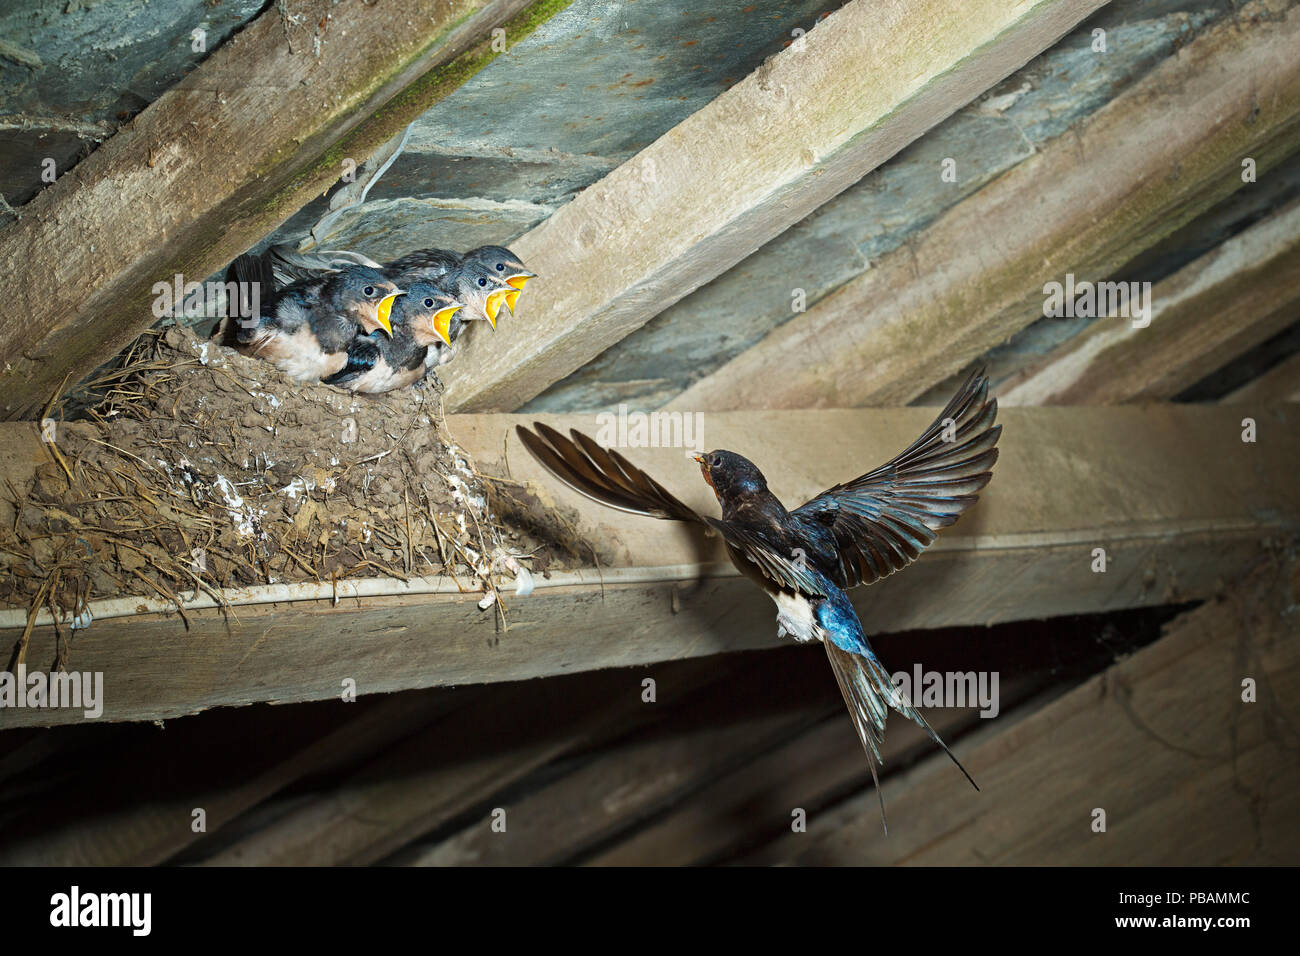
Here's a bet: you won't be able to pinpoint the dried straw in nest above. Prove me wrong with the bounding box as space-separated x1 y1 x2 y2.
1 325 558 660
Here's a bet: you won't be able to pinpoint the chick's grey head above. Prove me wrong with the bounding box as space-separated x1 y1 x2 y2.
443 263 512 328
393 280 464 348
324 266 402 336
464 245 536 312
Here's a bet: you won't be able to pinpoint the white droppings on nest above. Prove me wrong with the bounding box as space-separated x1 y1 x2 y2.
279 476 316 499
198 342 211 366
442 442 488 510
252 390 282 409
492 548 535 598
444 472 485 511
213 475 265 539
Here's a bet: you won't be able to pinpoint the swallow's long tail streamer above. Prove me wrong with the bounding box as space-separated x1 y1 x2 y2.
824 637 978 835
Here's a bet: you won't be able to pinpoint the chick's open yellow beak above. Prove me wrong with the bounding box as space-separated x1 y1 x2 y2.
485 290 507 329
431 305 461 347
375 291 402 337
506 273 534 291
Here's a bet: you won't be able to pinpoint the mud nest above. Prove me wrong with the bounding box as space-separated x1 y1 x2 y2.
0 325 575 645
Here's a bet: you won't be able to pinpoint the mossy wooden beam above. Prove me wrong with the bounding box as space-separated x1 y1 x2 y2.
668 0 1300 413
0 403 1296 728
442 0 1109 413
0 0 571 421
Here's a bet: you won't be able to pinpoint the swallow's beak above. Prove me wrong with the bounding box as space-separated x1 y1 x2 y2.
484 290 506 329
506 272 535 291
375 291 403 337
692 454 706 465
431 304 462 347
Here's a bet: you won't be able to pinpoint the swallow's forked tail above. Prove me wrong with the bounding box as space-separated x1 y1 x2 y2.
823 639 979 835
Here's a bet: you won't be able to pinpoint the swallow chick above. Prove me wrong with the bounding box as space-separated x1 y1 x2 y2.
516 370 1000 832
459 245 536 315
383 252 512 330
228 253 401 381
322 281 463 394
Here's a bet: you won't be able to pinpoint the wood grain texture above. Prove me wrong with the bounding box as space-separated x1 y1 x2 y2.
667 0 1300 412
0 691 461 866
1 403 1296 727
441 0 1109 412
198 657 725 866
0 0 566 420
1222 351 1300 404
744 557 1300 865
1000 195 1300 405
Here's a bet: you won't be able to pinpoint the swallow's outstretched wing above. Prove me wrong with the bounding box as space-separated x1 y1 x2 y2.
793 368 1000 590
516 423 824 596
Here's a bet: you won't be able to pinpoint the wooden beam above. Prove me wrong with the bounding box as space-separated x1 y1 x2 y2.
1 404 1296 728
198 657 723 866
0 691 462 866
0 0 572 421
441 0 1109 412
395 667 842 866
578 608 1166 866
667 2 1300 412
1000 195 1300 405
1222 351 1300 404
743 557 1300 865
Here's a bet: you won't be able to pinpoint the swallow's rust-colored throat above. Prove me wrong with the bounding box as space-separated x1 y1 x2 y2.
693 454 715 491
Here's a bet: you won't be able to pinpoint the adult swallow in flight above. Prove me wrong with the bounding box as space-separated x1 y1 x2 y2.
228 253 401 381
323 281 464 393
516 371 999 832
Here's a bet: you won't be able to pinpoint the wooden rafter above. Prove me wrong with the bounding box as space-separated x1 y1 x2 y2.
1000 196 1300 405
666 2 1300 412
441 0 1110 412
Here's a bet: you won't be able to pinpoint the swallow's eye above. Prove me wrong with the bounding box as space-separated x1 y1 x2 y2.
495 262 505 271
423 297 435 308
363 286 376 297
477 277 487 287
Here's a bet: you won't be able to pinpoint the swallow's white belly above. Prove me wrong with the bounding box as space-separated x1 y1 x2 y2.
248 325 345 381
348 362 423 394
771 590 822 644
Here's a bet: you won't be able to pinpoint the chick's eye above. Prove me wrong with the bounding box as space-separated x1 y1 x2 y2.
363 286 375 297
477 277 487 287
495 263 505 271
423 298 434 308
